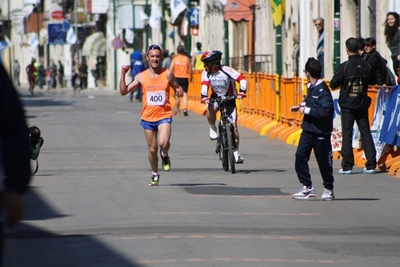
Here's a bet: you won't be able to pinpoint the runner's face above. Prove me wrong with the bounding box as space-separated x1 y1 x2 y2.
147 49 162 68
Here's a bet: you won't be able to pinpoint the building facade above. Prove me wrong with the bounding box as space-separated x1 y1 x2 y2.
1 0 399 88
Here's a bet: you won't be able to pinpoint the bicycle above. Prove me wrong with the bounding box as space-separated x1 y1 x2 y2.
211 95 237 174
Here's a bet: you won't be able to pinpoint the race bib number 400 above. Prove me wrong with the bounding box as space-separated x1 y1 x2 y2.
147 91 166 106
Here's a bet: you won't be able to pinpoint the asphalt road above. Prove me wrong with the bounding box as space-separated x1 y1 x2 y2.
4 87 400 267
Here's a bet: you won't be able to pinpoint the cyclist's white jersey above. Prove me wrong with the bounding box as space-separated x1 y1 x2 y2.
200 66 247 98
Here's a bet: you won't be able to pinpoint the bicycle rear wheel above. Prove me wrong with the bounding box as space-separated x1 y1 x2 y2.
225 122 236 174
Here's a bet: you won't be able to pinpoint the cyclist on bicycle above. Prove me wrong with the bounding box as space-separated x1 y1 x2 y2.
200 50 247 164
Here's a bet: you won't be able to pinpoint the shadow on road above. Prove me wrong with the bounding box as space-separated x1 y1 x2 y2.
4 187 144 267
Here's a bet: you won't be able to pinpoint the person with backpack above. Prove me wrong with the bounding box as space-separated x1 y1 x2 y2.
330 37 377 175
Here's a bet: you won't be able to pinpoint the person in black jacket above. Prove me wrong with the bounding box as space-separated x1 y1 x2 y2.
0 63 31 264
330 37 377 175
363 37 388 86
290 57 334 200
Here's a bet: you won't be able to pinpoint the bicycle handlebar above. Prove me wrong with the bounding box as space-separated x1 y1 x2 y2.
209 95 237 103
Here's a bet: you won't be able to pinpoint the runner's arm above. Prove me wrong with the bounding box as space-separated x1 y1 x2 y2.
119 65 141 95
167 70 184 97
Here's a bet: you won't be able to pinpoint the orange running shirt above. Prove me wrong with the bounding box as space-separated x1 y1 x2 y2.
170 54 190 78
141 68 172 122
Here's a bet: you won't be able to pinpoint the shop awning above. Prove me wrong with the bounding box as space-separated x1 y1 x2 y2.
224 0 256 22
82 32 106 57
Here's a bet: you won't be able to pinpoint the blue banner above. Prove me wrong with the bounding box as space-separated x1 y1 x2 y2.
48 22 70 45
379 85 400 146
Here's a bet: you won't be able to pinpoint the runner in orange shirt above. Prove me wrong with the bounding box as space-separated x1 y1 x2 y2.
169 45 192 116
119 44 184 186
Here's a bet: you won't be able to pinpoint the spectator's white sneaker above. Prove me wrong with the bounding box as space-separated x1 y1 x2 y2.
209 126 218 140
321 188 335 201
292 186 316 200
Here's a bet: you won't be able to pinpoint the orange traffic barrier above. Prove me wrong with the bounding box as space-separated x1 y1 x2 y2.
265 77 297 139
253 73 275 132
279 77 305 141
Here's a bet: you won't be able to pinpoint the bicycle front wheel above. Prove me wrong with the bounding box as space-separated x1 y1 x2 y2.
225 122 236 174
219 124 229 171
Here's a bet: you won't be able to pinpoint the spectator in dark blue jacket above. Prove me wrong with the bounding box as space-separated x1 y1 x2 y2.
291 57 335 200
129 51 145 102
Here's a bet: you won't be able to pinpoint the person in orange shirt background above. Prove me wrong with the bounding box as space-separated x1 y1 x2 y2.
119 44 184 186
169 45 193 116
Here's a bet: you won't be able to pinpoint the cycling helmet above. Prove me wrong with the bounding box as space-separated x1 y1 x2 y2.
201 50 222 64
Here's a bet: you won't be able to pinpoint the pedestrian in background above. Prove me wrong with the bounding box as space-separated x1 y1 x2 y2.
363 37 388 86
0 63 32 264
290 57 334 200
38 59 46 90
33 59 39 86
384 11 400 75
47 59 57 89
191 42 204 71
79 60 88 89
292 33 300 77
128 51 145 102
58 60 64 88
330 37 377 175
314 17 324 78
358 37 366 57
170 45 192 116
13 60 20 86
25 58 37 94
161 50 171 69
119 44 184 186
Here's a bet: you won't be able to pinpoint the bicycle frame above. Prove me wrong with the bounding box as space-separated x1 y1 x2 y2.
211 96 237 174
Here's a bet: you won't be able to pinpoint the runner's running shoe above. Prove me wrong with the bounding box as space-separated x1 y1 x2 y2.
321 188 335 201
292 186 316 200
149 174 160 186
160 152 171 171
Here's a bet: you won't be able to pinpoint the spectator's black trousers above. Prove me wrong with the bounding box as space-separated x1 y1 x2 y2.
340 107 377 171
295 131 334 190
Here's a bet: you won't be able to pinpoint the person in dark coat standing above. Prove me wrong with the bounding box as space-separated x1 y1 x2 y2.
58 60 64 88
330 37 377 175
290 57 334 200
